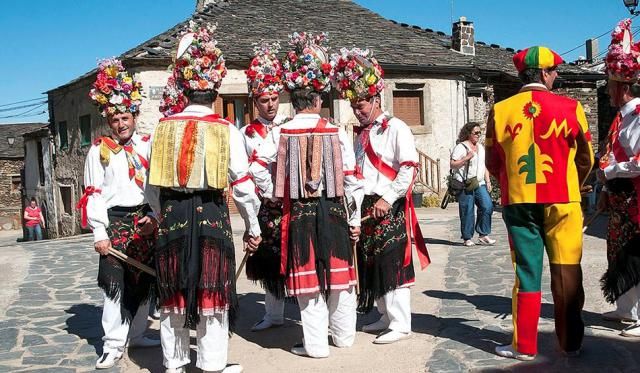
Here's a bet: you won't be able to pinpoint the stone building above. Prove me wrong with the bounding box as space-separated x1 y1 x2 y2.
0 123 48 231
46 0 604 237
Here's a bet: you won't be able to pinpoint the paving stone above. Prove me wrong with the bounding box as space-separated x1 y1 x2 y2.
0 350 24 361
27 343 77 357
21 355 62 365
51 335 79 344
0 328 18 352
21 335 47 347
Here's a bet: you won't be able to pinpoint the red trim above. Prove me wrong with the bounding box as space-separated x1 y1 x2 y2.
364 140 398 180
75 186 101 229
159 114 225 123
344 170 356 176
248 149 268 168
245 120 268 139
230 174 252 187
280 119 334 135
280 186 291 275
177 120 198 187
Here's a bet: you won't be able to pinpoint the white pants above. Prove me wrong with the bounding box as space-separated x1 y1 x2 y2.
102 294 149 353
160 312 229 371
297 287 357 357
615 285 640 319
264 291 284 324
376 287 411 333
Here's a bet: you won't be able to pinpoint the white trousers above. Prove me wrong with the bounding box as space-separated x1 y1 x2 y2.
160 312 229 371
102 294 149 353
264 291 284 324
297 287 356 357
615 285 640 319
376 287 411 333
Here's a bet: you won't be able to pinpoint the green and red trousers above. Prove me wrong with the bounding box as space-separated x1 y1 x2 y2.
503 202 584 355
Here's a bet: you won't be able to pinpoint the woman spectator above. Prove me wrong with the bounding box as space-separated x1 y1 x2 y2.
450 122 495 246
24 197 45 241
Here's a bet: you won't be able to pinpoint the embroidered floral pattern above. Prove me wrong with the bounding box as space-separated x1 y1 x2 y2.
360 197 407 258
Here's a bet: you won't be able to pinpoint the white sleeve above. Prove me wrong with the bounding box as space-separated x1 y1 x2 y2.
228 125 261 237
451 143 466 161
604 128 640 179
254 128 279 199
339 128 364 227
143 139 161 218
83 145 109 242
381 124 419 206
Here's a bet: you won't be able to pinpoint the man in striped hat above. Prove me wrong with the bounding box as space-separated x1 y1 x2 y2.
486 46 594 360
241 41 290 331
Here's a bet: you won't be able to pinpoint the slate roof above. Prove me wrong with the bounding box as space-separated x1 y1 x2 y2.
49 0 602 92
0 123 48 159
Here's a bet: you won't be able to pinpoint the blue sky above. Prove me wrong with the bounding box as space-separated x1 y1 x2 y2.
0 0 633 124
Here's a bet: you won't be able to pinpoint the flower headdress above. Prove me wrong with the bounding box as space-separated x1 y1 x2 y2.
246 41 284 97
282 32 334 93
89 58 143 117
606 19 640 82
332 48 384 101
159 21 227 116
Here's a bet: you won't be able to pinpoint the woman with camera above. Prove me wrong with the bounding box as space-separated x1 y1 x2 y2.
450 122 495 247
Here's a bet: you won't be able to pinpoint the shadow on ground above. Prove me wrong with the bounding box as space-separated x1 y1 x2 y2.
64 304 104 356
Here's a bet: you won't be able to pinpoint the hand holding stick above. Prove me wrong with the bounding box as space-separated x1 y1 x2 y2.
108 248 156 277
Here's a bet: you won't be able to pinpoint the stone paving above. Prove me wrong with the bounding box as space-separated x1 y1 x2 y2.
0 207 639 372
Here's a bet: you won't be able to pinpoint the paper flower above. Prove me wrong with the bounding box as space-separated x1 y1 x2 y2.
282 32 333 93
332 48 384 101
89 58 144 117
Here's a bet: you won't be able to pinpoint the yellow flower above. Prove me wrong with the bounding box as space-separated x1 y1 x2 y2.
345 89 356 100
105 66 118 78
96 94 108 104
364 69 378 85
183 67 193 80
130 90 142 101
123 76 133 85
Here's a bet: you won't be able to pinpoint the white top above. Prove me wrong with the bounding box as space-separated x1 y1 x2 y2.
604 97 640 180
451 141 487 185
240 114 288 196
260 113 364 226
149 104 262 237
354 112 419 205
83 132 160 242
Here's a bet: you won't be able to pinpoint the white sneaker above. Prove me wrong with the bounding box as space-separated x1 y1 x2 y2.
621 322 640 337
95 351 123 369
203 365 243 373
251 318 283 332
463 239 475 247
165 367 185 373
128 335 161 348
290 343 329 358
495 344 535 361
602 310 637 323
362 318 390 333
478 236 496 245
372 329 411 344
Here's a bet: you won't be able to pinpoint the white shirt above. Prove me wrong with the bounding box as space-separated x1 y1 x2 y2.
451 141 487 185
240 114 288 196
83 132 160 243
261 113 364 226
604 97 640 180
355 112 419 205
149 104 262 237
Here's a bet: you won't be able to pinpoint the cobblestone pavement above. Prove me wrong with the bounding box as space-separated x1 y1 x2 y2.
0 207 638 372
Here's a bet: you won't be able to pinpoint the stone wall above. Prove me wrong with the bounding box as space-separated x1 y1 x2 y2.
0 159 24 229
555 84 600 151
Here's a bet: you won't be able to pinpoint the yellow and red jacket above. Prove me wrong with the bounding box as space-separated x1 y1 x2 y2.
486 86 594 206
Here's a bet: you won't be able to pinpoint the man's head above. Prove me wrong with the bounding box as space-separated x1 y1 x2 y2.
513 46 564 90
254 93 280 121
290 88 322 113
107 112 136 143
29 197 37 208
350 95 382 125
185 89 218 108
607 79 640 107
518 66 559 90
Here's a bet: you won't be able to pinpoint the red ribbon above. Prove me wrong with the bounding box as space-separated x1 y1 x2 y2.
248 149 268 169
76 186 102 229
246 120 268 139
230 174 253 188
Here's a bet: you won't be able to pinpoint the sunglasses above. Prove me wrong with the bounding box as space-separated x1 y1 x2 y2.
472 131 482 135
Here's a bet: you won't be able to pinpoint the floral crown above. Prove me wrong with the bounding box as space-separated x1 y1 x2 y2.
89 58 143 117
282 32 334 93
174 21 227 92
159 75 188 117
246 42 284 97
332 48 384 101
606 19 640 82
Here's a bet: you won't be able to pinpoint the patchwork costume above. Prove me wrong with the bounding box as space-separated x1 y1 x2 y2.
261 32 364 358
79 58 158 368
486 46 594 356
149 23 262 372
332 48 430 343
241 42 289 330
600 19 640 333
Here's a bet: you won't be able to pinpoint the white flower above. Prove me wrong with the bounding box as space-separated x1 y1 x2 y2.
109 94 123 104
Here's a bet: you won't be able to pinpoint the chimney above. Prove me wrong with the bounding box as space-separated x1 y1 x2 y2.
586 38 599 63
196 0 216 12
452 16 475 56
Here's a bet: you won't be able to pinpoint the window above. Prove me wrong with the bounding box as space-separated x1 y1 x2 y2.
10 175 21 193
79 115 92 146
37 143 45 186
59 185 72 215
58 121 68 150
222 95 251 128
393 90 424 126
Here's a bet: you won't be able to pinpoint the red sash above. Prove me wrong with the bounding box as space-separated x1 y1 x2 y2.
279 118 328 275
76 186 102 229
363 140 431 270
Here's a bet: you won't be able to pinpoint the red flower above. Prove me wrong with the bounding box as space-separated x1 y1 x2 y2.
634 104 640 116
368 85 377 96
251 58 259 66
380 117 390 131
321 63 332 74
340 79 350 90
312 79 323 91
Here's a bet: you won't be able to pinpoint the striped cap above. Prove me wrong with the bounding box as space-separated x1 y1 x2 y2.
513 46 564 72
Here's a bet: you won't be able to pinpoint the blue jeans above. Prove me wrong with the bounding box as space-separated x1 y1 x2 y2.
458 185 493 240
27 224 42 241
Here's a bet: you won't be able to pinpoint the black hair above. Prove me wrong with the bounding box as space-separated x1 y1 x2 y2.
457 121 482 143
185 89 218 105
290 88 321 111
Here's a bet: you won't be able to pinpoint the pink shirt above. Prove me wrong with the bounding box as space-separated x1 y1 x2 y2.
24 206 41 227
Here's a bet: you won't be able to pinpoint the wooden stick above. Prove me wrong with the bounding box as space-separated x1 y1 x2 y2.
582 207 605 233
235 251 250 282
352 240 360 295
108 248 156 277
